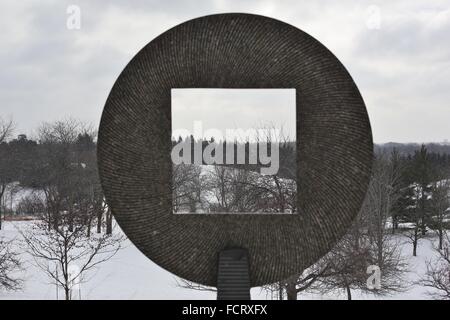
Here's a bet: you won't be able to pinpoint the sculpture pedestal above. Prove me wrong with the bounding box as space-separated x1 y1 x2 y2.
217 248 251 300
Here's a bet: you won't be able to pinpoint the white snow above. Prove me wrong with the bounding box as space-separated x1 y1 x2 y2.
0 221 445 300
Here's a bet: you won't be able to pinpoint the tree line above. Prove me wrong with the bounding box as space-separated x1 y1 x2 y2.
171 135 296 213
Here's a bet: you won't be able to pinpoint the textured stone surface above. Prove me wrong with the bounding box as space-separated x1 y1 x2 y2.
217 249 251 300
97 13 373 287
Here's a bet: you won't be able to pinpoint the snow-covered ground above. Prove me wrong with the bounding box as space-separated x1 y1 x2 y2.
0 221 444 300
299 234 443 300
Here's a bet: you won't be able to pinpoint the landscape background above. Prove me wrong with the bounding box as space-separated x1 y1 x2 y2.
1 0 450 299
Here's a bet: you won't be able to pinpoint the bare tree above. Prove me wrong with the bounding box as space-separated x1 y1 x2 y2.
420 232 450 299
404 145 432 253
171 123 297 214
404 182 428 256
172 163 204 213
0 117 14 144
272 219 369 300
314 212 373 300
34 119 96 230
0 117 15 230
16 120 123 299
266 217 371 300
429 178 450 250
204 165 270 213
265 261 335 300
272 155 407 300
364 154 408 294
15 193 45 216
175 278 216 293
0 237 22 291
20 213 124 300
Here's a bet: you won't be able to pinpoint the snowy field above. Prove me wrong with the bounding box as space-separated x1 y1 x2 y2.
0 221 443 300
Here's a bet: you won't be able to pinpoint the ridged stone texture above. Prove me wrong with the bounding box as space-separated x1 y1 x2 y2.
97 13 373 287
217 249 251 300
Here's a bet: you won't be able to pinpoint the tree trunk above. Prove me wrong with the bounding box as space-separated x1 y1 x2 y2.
53 209 60 230
278 282 283 300
87 222 91 237
65 287 70 300
106 208 112 235
68 210 74 232
421 218 426 236
96 209 102 233
413 229 418 256
286 281 297 300
0 187 5 230
47 213 51 230
392 216 398 234
346 285 352 300
420 197 426 236
438 229 443 250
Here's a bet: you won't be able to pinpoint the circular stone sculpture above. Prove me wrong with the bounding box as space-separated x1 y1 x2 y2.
98 13 373 287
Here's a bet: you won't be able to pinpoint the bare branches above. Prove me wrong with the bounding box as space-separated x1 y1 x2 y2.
428 177 450 250
0 117 14 144
37 118 93 145
421 259 450 299
16 118 118 297
0 237 22 291
420 232 450 299
264 155 408 300
175 278 217 293
0 119 17 229
172 163 297 214
20 216 124 300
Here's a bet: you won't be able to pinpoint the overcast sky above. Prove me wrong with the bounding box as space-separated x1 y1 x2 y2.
172 89 296 141
1 0 449 143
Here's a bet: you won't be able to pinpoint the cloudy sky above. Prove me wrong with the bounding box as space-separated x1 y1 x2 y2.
172 89 296 141
1 0 449 143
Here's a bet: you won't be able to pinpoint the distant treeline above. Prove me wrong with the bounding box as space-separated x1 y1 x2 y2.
171 136 296 179
375 142 450 155
376 143 450 175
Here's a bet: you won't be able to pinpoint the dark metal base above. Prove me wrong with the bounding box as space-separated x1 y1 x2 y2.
217 248 251 300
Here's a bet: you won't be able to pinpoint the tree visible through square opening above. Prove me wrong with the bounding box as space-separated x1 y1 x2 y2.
171 89 297 214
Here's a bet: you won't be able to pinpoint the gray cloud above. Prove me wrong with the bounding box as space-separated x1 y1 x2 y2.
0 0 449 143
